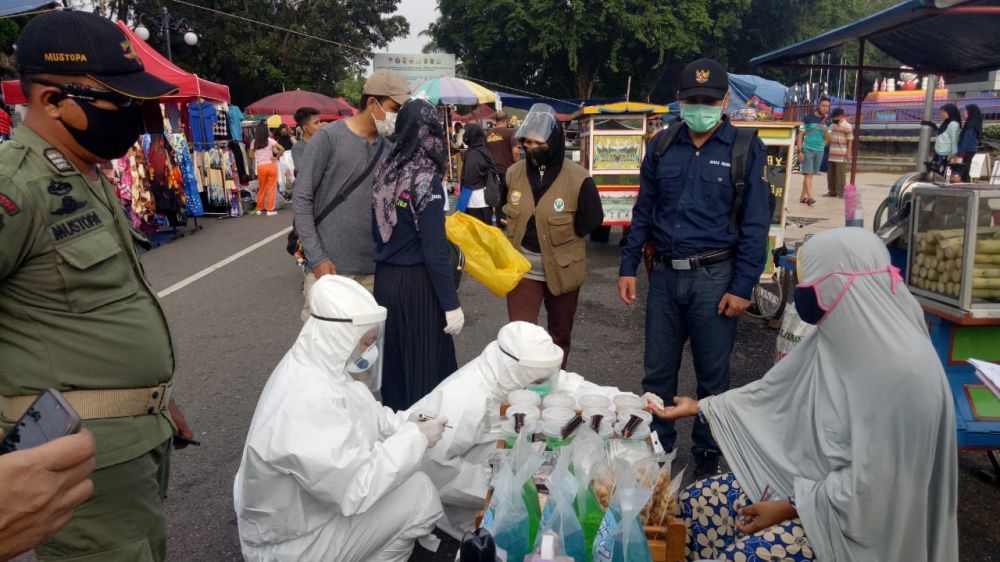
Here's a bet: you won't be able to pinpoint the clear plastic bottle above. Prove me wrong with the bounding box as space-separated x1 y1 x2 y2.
844 184 864 227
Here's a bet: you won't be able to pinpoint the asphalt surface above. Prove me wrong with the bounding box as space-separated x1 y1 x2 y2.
117 209 1000 561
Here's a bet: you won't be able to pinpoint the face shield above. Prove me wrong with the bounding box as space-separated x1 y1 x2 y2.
497 341 564 386
311 308 387 391
515 103 558 144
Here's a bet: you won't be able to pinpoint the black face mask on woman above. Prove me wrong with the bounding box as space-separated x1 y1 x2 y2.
61 101 144 161
525 146 553 167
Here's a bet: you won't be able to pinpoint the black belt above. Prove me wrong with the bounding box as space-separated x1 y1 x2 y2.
654 248 734 271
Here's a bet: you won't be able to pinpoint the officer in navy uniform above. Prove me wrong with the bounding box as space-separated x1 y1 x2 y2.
0 11 194 561
618 58 771 478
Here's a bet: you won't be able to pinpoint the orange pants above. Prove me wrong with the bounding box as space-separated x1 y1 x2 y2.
256 162 278 212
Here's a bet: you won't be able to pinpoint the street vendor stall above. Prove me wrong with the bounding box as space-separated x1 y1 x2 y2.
576 102 670 238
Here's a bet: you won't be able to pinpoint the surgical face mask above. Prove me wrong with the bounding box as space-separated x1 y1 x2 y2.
373 100 397 137
347 344 379 374
679 103 724 133
794 265 903 325
62 101 143 160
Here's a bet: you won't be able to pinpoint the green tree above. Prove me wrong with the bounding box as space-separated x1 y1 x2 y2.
104 0 407 106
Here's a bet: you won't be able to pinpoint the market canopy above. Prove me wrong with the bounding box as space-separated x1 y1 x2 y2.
453 104 496 123
412 77 496 105
751 0 1000 74
2 20 230 105
247 90 355 121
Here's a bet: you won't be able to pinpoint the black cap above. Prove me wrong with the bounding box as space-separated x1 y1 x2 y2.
677 58 729 101
16 11 178 100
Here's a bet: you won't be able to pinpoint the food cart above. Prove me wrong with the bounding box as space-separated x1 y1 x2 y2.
577 102 670 240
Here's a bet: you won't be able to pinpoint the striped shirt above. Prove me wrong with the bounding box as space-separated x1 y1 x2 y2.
829 122 853 163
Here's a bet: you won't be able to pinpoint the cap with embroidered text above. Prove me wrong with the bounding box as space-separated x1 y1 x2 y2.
16 11 178 100
677 58 729 101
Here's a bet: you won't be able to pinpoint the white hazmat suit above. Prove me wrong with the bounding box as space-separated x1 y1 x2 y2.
234 276 444 562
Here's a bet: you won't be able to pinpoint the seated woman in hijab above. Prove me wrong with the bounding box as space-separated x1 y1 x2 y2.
648 228 958 562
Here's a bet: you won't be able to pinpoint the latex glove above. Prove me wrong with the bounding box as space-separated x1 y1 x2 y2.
642 392 665 410
414 417 449 448
444 308 465 335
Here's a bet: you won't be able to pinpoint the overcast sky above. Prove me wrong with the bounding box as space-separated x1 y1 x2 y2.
381 0 441 55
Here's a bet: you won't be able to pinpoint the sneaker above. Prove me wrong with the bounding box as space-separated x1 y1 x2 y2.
693 452 721 480
266 210 277 216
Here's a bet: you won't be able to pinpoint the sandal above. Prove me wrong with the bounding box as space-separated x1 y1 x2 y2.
800 197 809 204
806 198 816 206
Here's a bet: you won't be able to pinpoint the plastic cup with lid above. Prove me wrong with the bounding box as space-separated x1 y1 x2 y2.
506 404 540 424
540 406 576 425
615 409 653 440
542 393 576 410
612 393 645 414
500 418 537 448
578 394 612 412
540 420 574 451
508 389 542 408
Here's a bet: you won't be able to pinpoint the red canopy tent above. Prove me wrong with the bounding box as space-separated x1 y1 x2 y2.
452 104 497 124
246 90 356 122
1 21 229 105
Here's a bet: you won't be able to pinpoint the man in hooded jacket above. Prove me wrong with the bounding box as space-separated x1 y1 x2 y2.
502 104 604 369
233 276 448 562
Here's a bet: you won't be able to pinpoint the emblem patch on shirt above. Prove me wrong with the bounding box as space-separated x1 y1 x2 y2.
50 211 102 241
52 196 88 215
553 198 565 212
511 191 522 205
43 149 75 173
0 192 20 216
47 180 74 196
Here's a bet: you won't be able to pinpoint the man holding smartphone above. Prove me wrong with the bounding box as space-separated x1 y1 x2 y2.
0 12 193 561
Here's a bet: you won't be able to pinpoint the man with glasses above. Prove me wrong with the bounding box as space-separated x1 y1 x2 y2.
0 11 194 561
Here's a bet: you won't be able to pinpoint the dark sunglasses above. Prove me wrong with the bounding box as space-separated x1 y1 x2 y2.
31 78 140 109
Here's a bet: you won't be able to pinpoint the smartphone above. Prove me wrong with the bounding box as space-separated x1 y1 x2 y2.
0 389 82 456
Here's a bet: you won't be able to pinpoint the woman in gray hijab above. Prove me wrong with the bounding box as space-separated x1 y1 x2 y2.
649 227 958 562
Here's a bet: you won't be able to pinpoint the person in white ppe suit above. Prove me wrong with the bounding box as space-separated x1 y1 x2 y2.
233 275 448 562
408 321 658 538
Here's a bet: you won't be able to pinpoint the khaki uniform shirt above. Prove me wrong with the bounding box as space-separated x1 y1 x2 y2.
0 126 175 469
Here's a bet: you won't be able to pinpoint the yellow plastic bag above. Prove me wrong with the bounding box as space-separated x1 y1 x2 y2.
446 212 530 296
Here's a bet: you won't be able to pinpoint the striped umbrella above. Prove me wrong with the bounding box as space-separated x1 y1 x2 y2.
411 77 496 105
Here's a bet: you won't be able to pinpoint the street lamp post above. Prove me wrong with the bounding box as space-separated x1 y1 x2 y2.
134 7 198 61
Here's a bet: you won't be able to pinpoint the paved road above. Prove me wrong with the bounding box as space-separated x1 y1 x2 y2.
133 208 998 561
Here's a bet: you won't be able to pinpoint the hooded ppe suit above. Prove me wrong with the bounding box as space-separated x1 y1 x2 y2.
233 276 443 562
409 321 567 537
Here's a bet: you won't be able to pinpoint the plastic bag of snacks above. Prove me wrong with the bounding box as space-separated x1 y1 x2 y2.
633 453 683 527
592 459 653 562
536 448 587 561
566 427 607 562
482 432 545 562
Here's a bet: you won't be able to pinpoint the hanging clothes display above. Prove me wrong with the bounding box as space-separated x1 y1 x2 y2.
188 99 217 150
227 105 245 142
228 140 248 181
214 103 230 141
168 134 205 217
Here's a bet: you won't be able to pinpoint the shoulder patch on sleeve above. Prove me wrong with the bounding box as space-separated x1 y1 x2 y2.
0 192 20 216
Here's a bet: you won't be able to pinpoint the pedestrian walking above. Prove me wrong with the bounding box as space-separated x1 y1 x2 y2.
958 104 982 182
486 111 521 221
457 122 496 224
250 120 282 215
618 58 771 478
372 98 463 411
926 103 961 178
292 69 408 321
0 11 195 561
502 103 604 369
824 108 852 198
795 96 830 205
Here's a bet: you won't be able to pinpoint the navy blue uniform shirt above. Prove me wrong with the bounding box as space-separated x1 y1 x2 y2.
372 176 460 312
619 119 771 299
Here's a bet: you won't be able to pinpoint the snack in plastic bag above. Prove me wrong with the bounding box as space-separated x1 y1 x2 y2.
593 460 653 562
481 432 545 562
633 452 681 526
535 448 587 561
445 211 530 296
567 427 607 562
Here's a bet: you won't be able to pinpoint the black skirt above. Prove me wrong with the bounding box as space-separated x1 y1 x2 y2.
374 263 458 411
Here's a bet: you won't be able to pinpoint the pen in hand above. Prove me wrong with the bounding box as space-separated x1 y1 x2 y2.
739 484 771 525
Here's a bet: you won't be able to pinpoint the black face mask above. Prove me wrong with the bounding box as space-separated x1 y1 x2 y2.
525 146 552 167
793 286 826 325
62 101 144 160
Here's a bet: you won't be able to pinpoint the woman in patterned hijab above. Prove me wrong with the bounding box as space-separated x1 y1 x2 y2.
371 98 463 411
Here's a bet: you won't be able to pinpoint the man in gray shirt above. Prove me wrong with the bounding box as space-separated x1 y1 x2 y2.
293 70 409 320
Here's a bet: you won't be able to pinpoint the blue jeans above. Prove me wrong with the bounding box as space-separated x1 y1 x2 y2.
642 259 738 455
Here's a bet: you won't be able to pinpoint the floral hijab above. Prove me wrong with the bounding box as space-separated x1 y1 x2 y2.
373 99 448 243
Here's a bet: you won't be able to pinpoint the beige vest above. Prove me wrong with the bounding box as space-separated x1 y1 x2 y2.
503 159 591 296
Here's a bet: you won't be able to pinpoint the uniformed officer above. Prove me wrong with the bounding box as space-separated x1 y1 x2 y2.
0 11 194 561
618 58 771 478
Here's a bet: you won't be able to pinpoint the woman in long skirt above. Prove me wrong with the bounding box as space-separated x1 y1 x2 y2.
372 99 464 411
